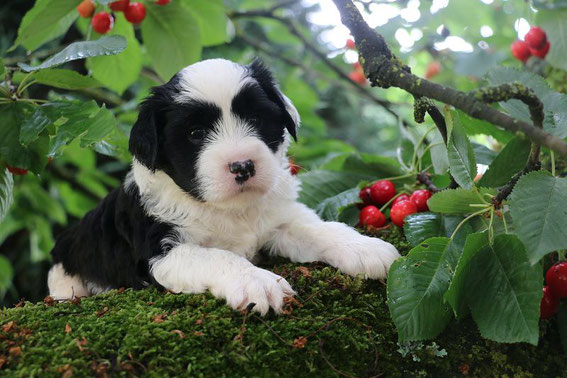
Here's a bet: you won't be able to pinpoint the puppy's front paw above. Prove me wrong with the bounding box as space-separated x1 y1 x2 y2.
322 224 400 279
223 267 295 315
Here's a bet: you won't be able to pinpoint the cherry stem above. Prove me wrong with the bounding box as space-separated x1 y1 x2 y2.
450 208 491 240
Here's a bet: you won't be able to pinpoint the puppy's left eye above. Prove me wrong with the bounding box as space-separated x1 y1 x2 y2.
188 128 206 143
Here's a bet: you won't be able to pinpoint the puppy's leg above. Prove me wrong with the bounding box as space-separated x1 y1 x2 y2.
268 203 400 279
48 263 90 299
150 244 295 315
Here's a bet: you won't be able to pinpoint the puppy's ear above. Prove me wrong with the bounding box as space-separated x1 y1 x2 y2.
248 58 300 141
129 77 178 170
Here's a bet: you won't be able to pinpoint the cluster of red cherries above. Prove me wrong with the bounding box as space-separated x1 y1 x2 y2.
540 262 567 320
77 0 171 34
511 26 551 63
358 180 432 229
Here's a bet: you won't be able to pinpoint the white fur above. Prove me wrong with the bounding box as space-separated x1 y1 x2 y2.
48 263 90 299
56 59 400 313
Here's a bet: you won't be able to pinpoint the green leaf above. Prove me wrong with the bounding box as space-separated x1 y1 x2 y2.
87 14 142 95
314 188 359 221
0 103 39 169
19 36 127 72
478 137 531 188
466 234 542 345
537 10 567 70
428 188 495 214
0 167 14 223
487 67 567 139
13 0 78 52
0 255 14 297
31 69 101 90
430 130 449 174
509 171 567 264
141 1 202 81
182 0 228 46
298 170 371 210
79 105 117 147
444 232 489 318
445 110 476 189
403 213 471 249
458 110 513 143
387 237 458 341
19 108 51 146
471 142 497 166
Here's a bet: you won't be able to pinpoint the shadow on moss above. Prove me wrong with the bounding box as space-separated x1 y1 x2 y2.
1 232 565 377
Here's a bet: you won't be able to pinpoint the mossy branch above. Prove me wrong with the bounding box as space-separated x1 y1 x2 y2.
331 0 567 157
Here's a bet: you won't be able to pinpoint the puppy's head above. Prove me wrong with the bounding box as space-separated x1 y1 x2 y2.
129 58 300 207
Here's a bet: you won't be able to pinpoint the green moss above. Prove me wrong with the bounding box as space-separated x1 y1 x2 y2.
1 236 565 377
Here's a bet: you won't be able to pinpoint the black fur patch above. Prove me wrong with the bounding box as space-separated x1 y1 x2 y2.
51 184 174 290
246 58 297 141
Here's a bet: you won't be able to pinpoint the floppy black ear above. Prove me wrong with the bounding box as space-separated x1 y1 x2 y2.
248 58 300 141
129 77 179 170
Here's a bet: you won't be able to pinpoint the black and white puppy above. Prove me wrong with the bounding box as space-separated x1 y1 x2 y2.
48 58 400 315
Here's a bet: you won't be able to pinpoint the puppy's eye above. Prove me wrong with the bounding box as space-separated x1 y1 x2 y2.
188 128 206 143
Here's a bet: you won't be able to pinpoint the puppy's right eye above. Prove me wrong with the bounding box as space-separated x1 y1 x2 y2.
188 128 206 143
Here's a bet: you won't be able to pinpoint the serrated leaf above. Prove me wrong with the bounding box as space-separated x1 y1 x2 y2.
87 14 142 95
444 232 489 318
80 105 116 147
0 167 14 223
478 136 531 188
182 0 228 46
298 170 371 210
13 0 78 52
487 67 567 138
445 109 476 189
471 142 497 166
141 1 202 81
536 10 567 70
19 36 127 72
315 188 360 221
428 188 495 214
403 213 472 250
387 237 458 341
466 234 542 345
457 110 513 143
430 129 449 174
32 69 101 90
19 108 51 146
509 171 567 264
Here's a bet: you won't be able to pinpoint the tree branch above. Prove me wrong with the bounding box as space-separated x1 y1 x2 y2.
331 0 567 157
230 9 411 127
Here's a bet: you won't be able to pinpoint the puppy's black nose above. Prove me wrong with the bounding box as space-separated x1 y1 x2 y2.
228 159 255 184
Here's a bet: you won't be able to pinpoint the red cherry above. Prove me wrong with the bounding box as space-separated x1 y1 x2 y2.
530 41 550 59
410 189 432 212
348 71 366 85
511 40 531 63
156 0 171 4
392 193 410 206
91 12 114 34
370 180 396 205
352 61 362 71
76 0 95 18
358 187 373 205
345 39 356 49
524 26 547 50
540 286 559 320
390 200 418 227
546 262 567 298
425 61 441 80
124 2 146 24
359 206 386 229
109 0 130 12
6 164 28 176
